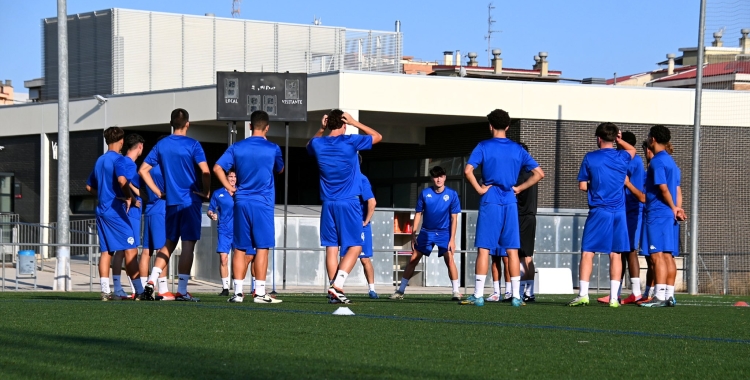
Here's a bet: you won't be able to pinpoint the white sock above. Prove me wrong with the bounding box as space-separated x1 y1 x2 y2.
511 276 521 299
493 281 501 294
398 277 409 293
234 279 244 295
655 284 667 300
112 275 122 293
140 277 148 288
579 280 590 297
368 283 376 292
505 281 511 295
100 277 110 293
332 270 349 289
473 275 487 298
256 280 266 296
451 279 460 293
131 277 144 294
631 278 642 297
666 285 675 299
158 277 169 294
177 274 189 295
610 281 621 301
222 277 230 290
148 267 162 284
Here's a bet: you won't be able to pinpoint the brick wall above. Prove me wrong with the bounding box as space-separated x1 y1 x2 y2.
0 134 41 223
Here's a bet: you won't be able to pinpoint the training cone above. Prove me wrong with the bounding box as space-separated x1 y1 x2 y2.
332 307 355 316
733 301 749 307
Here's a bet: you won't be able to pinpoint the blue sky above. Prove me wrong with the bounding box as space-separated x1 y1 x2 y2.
0 0 715 94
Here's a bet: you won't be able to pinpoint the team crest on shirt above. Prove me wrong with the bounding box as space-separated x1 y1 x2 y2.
127 237 134 245
443 195 449 201
219 193 224 197
427 193 432 198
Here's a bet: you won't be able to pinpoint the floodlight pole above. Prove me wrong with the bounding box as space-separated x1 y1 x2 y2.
689 0 707 295
55 0 71 291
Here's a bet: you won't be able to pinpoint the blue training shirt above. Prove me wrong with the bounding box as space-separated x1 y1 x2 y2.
416 186 461 231
215 136 283 206
143 135 207 207
625 154 646 213
358 174 375 224
577 148 632 210
208 187 234 234
467 138 539 205
115 156 143 220
306 134 373 201
645 150 681 219
86 150 127 217
144 164 166 216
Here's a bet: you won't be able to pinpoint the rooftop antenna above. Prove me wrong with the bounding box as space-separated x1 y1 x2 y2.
485 2 502 66
231 0 241 18
313 15 322 26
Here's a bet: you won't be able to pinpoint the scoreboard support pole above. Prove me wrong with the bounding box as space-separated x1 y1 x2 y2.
282 122 289 290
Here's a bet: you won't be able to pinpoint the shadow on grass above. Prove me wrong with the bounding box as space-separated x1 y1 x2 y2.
0 328 463 380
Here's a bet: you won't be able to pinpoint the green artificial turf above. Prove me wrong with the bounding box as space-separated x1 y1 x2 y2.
0 293 749 379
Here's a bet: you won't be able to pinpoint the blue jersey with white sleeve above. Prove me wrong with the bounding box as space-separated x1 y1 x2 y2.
143 135 207 207
208 187 234 234
306 134 373 201
416 186 461 231
577 148 631 210
215 136 283 206
467 138 538 205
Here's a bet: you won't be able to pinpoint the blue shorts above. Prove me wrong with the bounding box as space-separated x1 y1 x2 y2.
415 229 450 257
644 216 680 256
320 199 363 248
489 247 507 257
234 200 274 252
626 207 643 252
645 215 678 256
166 201 202 242
217 230 234 254
475 203 520 250
673 222 680 257
581 208 629 253
96 212 137 254
344 223 372 258
129 215 142 247
142 213 166 250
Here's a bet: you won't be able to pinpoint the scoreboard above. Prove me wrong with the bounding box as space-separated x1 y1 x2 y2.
216 72 308 122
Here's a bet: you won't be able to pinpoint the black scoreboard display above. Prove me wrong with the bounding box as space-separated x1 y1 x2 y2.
216 72 307 122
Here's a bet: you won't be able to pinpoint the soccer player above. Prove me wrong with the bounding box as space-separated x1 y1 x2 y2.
568 122 636 308
85 127 143 301
138 163 172 300
597 131 646 305
516 143 539 303
307 109 382 304
335 162 378 302
390 166 461 301
486 248 511 302
208 169 236 297
464 109 544 307
641 126 685 307
215 110 283 304
109 133 146 300
139 108 210 302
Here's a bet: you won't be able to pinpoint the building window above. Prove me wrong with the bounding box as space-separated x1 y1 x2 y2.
0 174 13 213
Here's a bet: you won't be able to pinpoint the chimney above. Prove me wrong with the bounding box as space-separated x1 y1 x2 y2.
395 20 401 33
741 29 750 54
4 80 11 87
712 31 723 47
538 52 549 76
443 51 454 66
666 53 676 75
491 49 502 74
533 55 541 70
467 52 478 67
